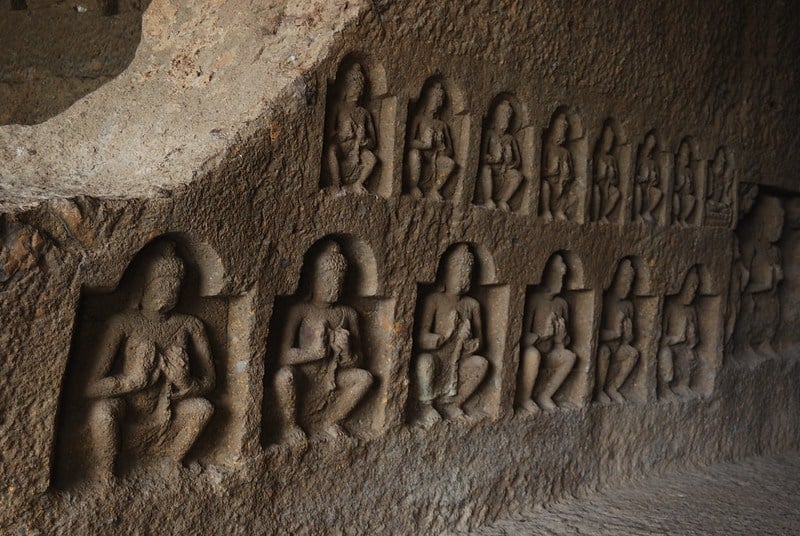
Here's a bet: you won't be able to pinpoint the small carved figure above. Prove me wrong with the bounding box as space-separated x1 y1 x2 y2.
517 254 577 412
591 124 621 223
633 132 663 224
414 244 489 428
325 63 378 194
594 259 640 404
706 147 735 226
407 81 457 200
85 241 215 479
724 236 750 349
477 99 523 211
672 139 697 226
274 241 374 444
541 114 574 221
739 196 784 356
657 267 700 399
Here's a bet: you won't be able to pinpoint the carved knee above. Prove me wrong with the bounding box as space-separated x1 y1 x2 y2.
90 398 124 430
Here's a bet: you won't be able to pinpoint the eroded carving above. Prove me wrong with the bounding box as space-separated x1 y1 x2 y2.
273 241 374 444
541 113 576 221
591 122 622 223
406 80 458 201
657 266 700 399
476 98 523 211
323 62 379 194
705 147 736 227
0 218 45 289
724 237 750 350
84 240 215 479
672 137 699 226
413 244 489 428
517 254 577 412
594 259 640 404
633 131 664 224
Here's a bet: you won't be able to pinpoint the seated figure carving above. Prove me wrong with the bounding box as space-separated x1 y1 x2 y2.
633 132 663 224
517 254 577 412
541 114 574 221
274 241 373 444
594 259 639 404
672 139 697 225
477 99 523 211
407 81 457 201
705 147 734 225
591 124 621 223
414 244 489 428
85 241 215 479
657 267 700 399
325 63 378 194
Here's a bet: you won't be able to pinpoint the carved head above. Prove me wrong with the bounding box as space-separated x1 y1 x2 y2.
425 81 446 114
493 99 514 133
614 258 635 298
600 124 615 152
642 132 657 157
680 266 700 305
711 147 726 177
443 244 474 295
141 242 185 314
343 63 366 102
677 139 692 168
544 253 568 295
312 241 348 304
549 113 568 146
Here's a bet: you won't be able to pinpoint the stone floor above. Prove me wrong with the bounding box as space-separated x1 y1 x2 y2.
469 451 800 535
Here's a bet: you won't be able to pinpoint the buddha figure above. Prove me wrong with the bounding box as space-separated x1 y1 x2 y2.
541 114 574 221
657 267 700 399
591 124 621 223
477 99 523 211
634 132 663 224
672 139 697 226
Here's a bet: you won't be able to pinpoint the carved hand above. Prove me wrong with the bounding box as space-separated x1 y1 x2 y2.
463 337 480 355
553 317 568 344
162 346 192 390
329 327 353 361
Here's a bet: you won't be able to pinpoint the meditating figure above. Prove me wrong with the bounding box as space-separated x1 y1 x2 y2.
672 139 697 225
541 114 574 221
657 267 700 399
634 132 663 224
477 99 523 211
274 241 374 444
591 124 621 223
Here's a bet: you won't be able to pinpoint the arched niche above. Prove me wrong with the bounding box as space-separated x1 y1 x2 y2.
590 117 632 225
519 250 596 410
658 264 722 399
539 106 589 223
632 129 672 225
472 92 534 214
262 234 395 446
408 242 509 423
53 234 245 488
403 75 470 202
320 54 397 198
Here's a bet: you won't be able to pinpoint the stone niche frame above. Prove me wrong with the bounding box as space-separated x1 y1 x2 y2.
261 233 396 446
538 106 589 223
660 263 724 398
471 92 535 214
521 250 597 409
52 234 249 488
591 117 632 226
633 129 673 226
402 74 471 203
320 53 397 198
408 242 510 421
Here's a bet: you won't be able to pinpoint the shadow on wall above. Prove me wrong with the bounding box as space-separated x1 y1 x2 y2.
0 0 152 125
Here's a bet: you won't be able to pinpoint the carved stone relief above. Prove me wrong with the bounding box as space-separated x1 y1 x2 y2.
778 196 800 348
633 130 669 225
705 146 736 228
263 237 394 446
590 119 631 224
474 95 532 212
735 194 785 358
54 238 237 485
540 109 587 222
410 243 508 427
517 252 594 412
0 217 45 289
671 137 703 226
404 78 466 201
322 58 396 197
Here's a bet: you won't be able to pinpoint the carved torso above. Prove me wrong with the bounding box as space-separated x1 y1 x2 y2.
544 144 572 184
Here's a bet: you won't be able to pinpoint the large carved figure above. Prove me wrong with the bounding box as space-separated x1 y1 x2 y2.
517 254 577 412
724 237 750 349
633 132 663 224
274 241 374 444
414 244 489 428
657 267 700 399
477 99 523 211
738 195 784 356
594 259 639 404
407 81 457 201
591 124 621 223
706 147 735 226
85 241 215 479
324 63 378 194
541 114 574 221
672 138 697 226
